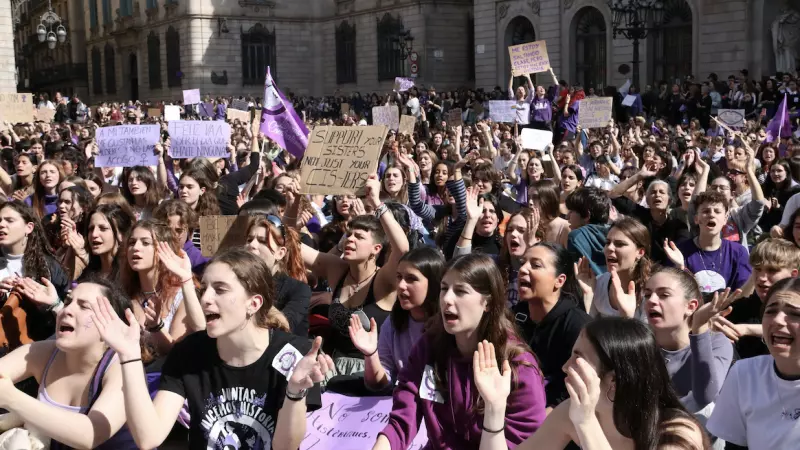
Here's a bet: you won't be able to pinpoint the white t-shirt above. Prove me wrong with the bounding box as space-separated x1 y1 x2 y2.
0 254 24 282
589 273 648 323
707 355 800 448
406 97 421 118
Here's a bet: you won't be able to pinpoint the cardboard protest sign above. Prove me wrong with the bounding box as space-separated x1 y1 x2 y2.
168 121 231 159
33 108 55 123
372 106 399 131
231 99 249 111
488 100 518 123
299 125 388 195
578 97 613 129
0 93 34 124
520 128 554 150
226 108 250 123
300 393 428 450
447 108 463 127
199 216 238 257
717 109 746 128
394 77 415 92
182 89 201 105
508 40 550 76
198 102 215 118
147 107 161 118
164 105 181 121
95 125 161 167
622 95 636 107
399 115 416 136
341 103 350 115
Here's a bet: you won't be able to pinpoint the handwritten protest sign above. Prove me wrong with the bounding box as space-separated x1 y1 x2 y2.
300 393 428 450
147 107 161 118
372 106 399 131
578 97 613 129
227 108 250 123
520 128 554 150
231 99 249 111
95 125 161 167
183 89 201 105
33 108 55 123
447 108 463 127
164 105 181 121
300 125 387 195
199 216 239 257
168 121 231 159
394 77 415 92
508 40 550 76
0 93 34 124
488 100 518 123
717 109 746 128
621 95 636 107
400 115 416 135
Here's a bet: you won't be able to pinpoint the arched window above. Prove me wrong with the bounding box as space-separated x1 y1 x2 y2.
147 32 161 89
336 21 357 84
650 0 692 84
504 16 535 88
166 26 182 87
574 7 607 91
104 43 116 94
241 24 276 86
89 0 99 29
377 14 404 81
101 0 112 25
91 47 102 95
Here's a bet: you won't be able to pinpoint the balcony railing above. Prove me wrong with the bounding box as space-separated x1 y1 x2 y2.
30 63 89 88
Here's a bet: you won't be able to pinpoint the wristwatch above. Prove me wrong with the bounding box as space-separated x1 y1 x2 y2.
285 387 308 401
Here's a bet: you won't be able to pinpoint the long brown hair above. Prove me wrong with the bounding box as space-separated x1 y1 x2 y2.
427 254 534 412
609 217 652 300
245 217 307 283
31 160 64 219
180 167 220 217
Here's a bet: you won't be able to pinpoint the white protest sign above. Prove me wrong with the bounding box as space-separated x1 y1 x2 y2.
164 105 181 121
183 89 201 105
300 125 388 195
578 97 613 129
168 121 231 159
520 128 554 150
508 40 550 76
372 106 399 131
488 100 518 123
394 77 415 92
622 95 636 107
95 125 161 167
717 109 746 128
0 93 34 124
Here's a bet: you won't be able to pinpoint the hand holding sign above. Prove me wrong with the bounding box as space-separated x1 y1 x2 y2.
508 40 551 76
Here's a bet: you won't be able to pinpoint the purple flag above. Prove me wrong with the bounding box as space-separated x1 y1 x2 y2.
765 94 792 143
650 123 660 136
260 67 309 158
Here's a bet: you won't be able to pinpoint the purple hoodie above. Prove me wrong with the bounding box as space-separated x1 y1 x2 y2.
380 333 546 449
183 240 209 275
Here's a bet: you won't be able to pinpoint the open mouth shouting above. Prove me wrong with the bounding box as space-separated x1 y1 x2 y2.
770 331 794 350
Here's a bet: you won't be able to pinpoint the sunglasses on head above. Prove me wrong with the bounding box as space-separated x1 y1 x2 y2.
265 214 285 240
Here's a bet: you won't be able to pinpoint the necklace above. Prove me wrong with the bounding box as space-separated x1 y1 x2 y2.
347 268 378 298
694 238 721 270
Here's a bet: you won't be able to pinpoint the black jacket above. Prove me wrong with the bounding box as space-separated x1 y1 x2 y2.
274 273 310 337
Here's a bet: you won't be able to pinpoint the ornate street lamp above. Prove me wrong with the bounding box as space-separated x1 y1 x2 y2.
392 30 414 77
35 0 68 50
608 0 664 87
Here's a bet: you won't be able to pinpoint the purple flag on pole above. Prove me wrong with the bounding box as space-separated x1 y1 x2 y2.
260 67 309 159
765 94 792 143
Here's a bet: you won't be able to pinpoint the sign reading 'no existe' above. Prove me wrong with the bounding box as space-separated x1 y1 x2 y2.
300 125 388 195
508 40 550 76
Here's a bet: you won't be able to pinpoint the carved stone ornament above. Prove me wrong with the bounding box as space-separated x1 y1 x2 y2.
498 2 510 19
528 0 540 16
564 0 575 9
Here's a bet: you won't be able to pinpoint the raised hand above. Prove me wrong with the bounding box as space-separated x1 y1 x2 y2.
465 186 483 222
156 241 192 282
524 206 541 248
288 337 333 392
710 310 744 343
691 288 742 334
351 198 366 217
663 239 685 270
347 315 378 357
88 295 142 361
16 277 58 308
473 340 511 410
565 357 601 427
609 268 637 318
574 257 596 299
142 302 160 330
363 174 381 209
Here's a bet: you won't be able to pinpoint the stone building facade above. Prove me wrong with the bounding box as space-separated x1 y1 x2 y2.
0 0 16 92
5 0 793 103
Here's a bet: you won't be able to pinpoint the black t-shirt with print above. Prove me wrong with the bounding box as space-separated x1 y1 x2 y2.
160 329 322 450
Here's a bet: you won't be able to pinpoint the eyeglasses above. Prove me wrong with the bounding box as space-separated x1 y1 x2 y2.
709 185 731 192
265 214 285 240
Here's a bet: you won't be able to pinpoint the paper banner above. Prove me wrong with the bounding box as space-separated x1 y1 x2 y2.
0 93 34 124
394 77 415 92
300 125 388 195
717 109 746 128
446 108 463 127
199 215 238 257
399 115 416 136
231 99 249 111
227 108 251 123
183 89 201 105
147 107 162 118
372 106 399 131
198 102 215 118
622 95 636 107
578 97 613 129
95 125 161 167
168 121 231 159
508 40 550 76
164 105 181 121
33 108 55 123
520 128 554 150
488 100 518 123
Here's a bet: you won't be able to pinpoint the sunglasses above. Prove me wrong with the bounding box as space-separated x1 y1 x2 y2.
265 214 285 240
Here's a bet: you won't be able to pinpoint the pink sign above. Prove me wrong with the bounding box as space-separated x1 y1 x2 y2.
300 393 429 450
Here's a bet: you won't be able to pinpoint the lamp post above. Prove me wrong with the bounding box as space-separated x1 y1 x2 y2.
607 0 664 88
392 30 414 76
35 0 67 50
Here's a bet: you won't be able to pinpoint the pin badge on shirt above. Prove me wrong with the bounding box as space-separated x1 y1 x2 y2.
272 343 304 379
419 365 445 403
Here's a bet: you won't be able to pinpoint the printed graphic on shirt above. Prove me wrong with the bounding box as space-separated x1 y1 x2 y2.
419 364 445 403
721 219 740 242
200 388 275 450
271 343 303 379
695 270 727 293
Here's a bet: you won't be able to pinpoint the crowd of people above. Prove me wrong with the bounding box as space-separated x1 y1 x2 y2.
0 65 798 450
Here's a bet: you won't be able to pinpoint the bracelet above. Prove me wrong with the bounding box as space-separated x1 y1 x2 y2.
374 203 389 219
460 235 472 241
285 388 308 401
364 348 378 357
181 276 193 284
120 358 142 366
147 319 165 333
46 299 63 313
482 423 505 434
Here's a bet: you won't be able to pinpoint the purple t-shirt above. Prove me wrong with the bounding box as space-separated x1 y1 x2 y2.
558 100 580 133
531 96 552 123
676 239 752 294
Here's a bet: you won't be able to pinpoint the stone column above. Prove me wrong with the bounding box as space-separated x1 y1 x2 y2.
0 0 16 92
